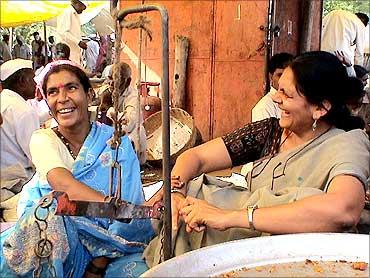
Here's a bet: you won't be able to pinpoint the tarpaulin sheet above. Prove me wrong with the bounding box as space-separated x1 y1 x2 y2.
0 0 107 27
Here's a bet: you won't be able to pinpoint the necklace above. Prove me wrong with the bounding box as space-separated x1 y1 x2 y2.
279 130 292 151
249 126 332 192
53 127 77 160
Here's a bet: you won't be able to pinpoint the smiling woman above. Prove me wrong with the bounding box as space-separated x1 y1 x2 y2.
145 51 370 267
0 61 155 277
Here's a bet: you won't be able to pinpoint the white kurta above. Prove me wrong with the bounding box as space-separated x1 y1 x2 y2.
251 87 281 122
321 10 366 66
83 40 100 72
56 5 82 64
0 89 40 197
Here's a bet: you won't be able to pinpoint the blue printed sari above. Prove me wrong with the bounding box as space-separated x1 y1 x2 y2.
0 122 154 277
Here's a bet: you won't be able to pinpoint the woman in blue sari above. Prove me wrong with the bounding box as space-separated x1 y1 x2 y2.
1 61 154 277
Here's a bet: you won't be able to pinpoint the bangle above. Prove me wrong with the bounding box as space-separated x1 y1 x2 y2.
247 205 258 230
170 188 186 198
86 261 106 275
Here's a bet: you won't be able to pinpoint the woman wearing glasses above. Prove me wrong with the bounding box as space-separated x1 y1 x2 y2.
145 51 369 265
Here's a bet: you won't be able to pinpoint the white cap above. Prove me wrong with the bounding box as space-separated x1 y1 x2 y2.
0 59 33 81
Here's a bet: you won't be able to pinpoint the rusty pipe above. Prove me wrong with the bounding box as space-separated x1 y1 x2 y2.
117 5 172 261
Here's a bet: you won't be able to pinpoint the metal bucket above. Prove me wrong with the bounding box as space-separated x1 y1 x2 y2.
142 233 369 277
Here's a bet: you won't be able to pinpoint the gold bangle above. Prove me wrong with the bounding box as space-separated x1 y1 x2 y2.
247 205 258 230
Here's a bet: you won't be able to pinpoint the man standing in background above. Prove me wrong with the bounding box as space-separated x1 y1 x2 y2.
0 34 12 65
31 31 47 70
83 34 100 73
48 36 57 62
57 0 87 64
321 10 369 72
12 35 31 60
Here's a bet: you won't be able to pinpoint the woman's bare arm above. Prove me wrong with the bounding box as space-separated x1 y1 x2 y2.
172 137 233 185
47 167 105 201
181 175 365 233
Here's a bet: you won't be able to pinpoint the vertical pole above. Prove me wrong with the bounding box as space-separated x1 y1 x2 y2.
43 21 47 63
136 28 143 158
9 27 14 51
300 0 314 53
264 0 275 95
160 8 171 261
173 35 189 109
117 5 172 261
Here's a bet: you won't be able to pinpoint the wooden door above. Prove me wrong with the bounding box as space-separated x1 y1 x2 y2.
211 1 268 138
272 0 322 55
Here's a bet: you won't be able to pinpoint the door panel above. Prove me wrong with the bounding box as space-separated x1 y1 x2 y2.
212 1 267 137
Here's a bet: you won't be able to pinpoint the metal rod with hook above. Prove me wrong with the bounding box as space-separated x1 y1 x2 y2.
117 5 172 261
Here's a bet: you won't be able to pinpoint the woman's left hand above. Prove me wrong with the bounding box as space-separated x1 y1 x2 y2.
180 196 232 232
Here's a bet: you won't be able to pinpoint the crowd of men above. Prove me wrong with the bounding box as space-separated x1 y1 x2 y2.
0 0 109 75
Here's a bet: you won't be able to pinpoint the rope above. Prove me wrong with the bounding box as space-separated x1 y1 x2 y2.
121 16 153 42
109 16 124 149
109 14 153 153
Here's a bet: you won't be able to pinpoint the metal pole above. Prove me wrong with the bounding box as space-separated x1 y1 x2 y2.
43 21 47 63
264 0 275 95
135 28 143 160
117 5 172 261
9 27 14 51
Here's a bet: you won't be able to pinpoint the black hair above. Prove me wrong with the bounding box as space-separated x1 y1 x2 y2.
290 51 364 131
55 43 70 60
268 52 294 74
2 68 33 91
2 34 9 41
42 64 91 95
354 65 369 79
346 76 365 100
356 13 369 26
33 31 39 36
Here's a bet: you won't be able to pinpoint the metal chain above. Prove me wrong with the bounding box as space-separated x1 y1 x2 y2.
33 194 56 278
158 222 165 263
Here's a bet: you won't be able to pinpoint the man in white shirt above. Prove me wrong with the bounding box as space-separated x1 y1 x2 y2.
12 35 31 60
31 31 48 70
252 53 293 122
0 34 12 64
57 0 87 64
0 59 40 204
83 36 100 73
321 10 369 68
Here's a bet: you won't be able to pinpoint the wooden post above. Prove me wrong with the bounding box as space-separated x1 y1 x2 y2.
172 35 189 109
300 0 314 53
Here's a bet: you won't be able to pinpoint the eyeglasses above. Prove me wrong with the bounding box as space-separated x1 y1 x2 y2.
249 126 331 192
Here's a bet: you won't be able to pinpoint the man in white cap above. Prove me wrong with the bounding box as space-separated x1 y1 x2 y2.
0 59 39 220
56 0 88 64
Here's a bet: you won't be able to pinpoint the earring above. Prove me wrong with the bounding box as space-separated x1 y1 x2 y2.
312 119 317 132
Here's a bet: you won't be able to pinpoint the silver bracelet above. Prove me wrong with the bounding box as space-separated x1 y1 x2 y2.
247 205 258 230
170 188 186 198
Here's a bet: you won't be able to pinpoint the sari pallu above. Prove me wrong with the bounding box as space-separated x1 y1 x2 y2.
1 122 154 277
